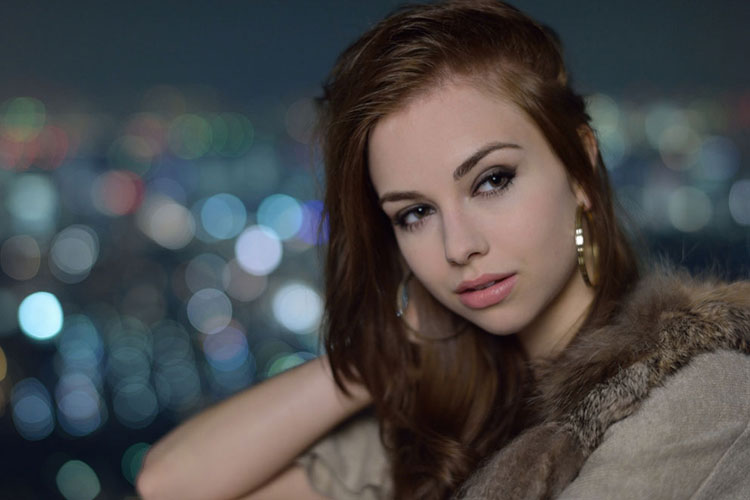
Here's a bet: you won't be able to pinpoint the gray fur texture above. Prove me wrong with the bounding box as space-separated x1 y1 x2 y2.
452 270 750 500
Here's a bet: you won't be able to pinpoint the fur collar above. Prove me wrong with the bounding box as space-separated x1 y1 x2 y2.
454 269 750 499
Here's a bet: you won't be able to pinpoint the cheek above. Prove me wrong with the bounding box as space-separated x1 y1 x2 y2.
512 184 578 262
396 232 454 303
396 233 438 277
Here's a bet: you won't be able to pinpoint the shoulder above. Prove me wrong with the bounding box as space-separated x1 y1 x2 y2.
559 350 750 500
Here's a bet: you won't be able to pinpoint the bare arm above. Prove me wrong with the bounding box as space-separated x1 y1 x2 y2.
136 355 371 500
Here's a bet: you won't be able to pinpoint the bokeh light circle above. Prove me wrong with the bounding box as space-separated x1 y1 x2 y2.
91 170 145 216
296 200 327 245
695 136 740 181
56 460 101 500
55 373 104 437
728 179 750 226
6 173 58 232
186 288 233 334
153 361 202 413
257 194 304 240
50 225 99 282
136 195 195 249
234 225 283 276
122 443 150 485
11 378 55 440
202 326 250 372
668 186 712 232
200 193 247 240
18 291 63 340
112 381 158 429
0 234 41 280
0 97 46 142
272 282 323 334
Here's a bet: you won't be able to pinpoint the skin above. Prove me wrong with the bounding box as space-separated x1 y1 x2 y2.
369 79 596 360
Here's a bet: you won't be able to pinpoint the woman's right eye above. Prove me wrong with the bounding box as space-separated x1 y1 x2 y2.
394 205 433 231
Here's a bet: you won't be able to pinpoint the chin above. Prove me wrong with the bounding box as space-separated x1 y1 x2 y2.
464 308 530 337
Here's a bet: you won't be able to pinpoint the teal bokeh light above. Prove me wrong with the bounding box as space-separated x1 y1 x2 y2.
200 193 247 240
257 194 303 240
18 291 64 340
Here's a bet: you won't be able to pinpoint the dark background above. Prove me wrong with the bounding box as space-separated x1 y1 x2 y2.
0 1 748 498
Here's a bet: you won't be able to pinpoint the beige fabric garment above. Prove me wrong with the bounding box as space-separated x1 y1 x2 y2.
296 408 392 500
297 350 750 499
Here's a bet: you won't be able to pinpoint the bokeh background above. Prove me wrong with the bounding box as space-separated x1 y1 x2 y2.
1 1 748 498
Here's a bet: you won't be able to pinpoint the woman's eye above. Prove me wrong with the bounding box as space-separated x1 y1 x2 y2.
474 170 515 195
395 205 433 230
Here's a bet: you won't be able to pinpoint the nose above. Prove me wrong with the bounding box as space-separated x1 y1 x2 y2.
442 208 489 265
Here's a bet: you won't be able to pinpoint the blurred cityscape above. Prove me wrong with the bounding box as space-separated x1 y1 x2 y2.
0 1 748 499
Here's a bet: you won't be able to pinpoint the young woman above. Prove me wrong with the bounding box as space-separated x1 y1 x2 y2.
137 1 750 499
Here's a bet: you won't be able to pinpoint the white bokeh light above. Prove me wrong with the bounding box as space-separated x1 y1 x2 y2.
136 194 195 249
272 282 323 334
234 225 283 276
18 291 64 340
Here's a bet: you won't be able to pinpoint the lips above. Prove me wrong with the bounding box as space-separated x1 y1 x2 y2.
455 273 514 293
456 273 517 309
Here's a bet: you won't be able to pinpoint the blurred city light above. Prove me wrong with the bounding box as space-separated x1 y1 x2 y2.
56 460 101 500
18 291 64 340
186 288 233 334
234 225 283 276
6 173 58 233
0 234 41 280
11 378 55 440
271 282 323 334
121 443 150 485
50 225 100 283
200 193 247 240
257 194 304 241
728 179 750 226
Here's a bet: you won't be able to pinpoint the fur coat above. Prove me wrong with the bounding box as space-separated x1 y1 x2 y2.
453 270 750 500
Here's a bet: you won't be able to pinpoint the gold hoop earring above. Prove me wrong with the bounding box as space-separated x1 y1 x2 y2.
575 204 599 288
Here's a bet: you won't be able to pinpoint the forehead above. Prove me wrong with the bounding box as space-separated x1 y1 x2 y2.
367 81 537 188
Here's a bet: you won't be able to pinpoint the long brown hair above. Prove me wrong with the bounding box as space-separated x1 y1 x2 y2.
318 1 638 497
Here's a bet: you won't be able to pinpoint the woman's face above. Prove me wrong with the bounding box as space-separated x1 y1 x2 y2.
368 80 595 357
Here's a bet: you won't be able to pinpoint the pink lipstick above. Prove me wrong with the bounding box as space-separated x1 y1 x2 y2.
456 273 517 309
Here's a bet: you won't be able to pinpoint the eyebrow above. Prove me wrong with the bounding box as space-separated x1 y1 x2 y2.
452 141 521 180
378 141 521 207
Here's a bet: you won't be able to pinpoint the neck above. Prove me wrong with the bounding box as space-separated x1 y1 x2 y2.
518 270 595 361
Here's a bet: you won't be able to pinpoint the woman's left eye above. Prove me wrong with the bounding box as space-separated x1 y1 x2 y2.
474 169 515 196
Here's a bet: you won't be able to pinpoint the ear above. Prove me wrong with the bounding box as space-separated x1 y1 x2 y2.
578 125 599 172
572 183 591 211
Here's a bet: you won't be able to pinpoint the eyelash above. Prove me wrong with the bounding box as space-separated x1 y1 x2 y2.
392 168 516 232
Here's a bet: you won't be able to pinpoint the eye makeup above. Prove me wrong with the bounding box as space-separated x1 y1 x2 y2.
390 165 517 232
